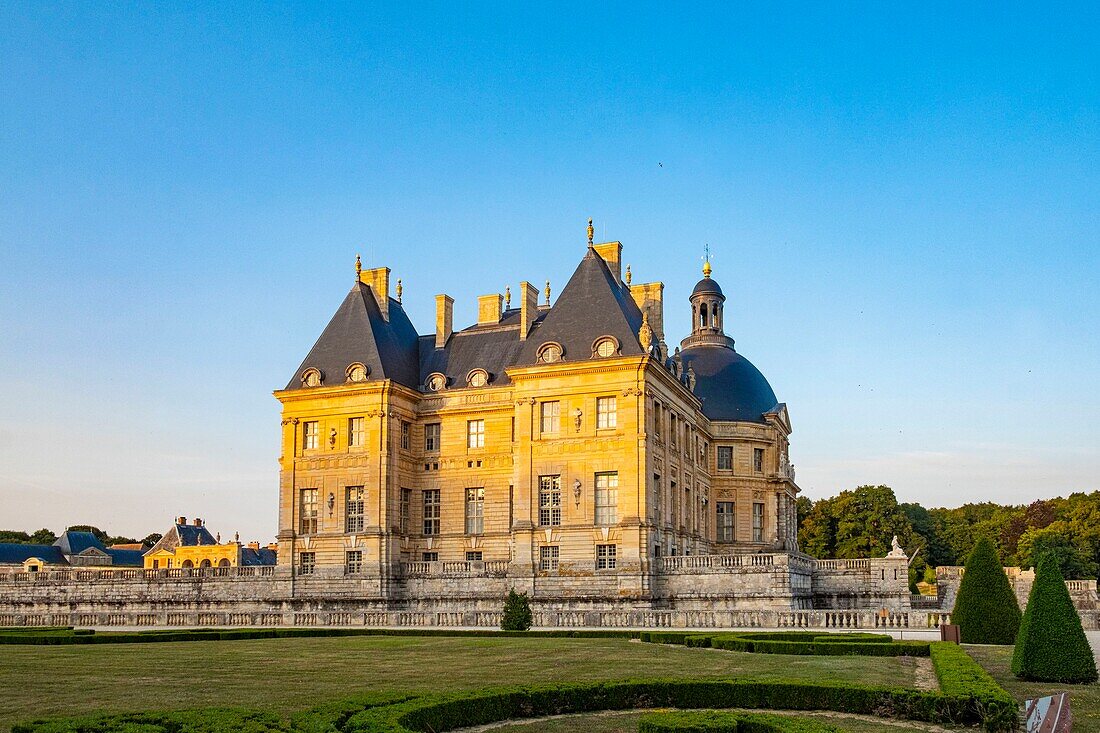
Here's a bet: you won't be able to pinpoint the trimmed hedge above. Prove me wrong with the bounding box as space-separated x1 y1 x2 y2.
12 709 284 733
0 626 641 645
929 642 1018 731
639 710 841 733
1011 552 1099 683
951 537 1021 645
643 630 928 657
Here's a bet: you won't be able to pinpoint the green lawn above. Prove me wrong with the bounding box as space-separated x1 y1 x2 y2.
0 636 921 732
967 644 1100 733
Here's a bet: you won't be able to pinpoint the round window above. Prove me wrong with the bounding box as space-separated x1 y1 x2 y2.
595 338 616 358
539 344 562 363
302 368 322 387
346 363 368 382
469 370 488 387
427 374 446 392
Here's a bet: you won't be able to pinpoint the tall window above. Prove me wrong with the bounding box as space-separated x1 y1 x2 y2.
345 550 362 574
596 396 617 428
299 488 318 534
465 487 485 534
345 486 365 533
653 403 662 437
400 421 410 450
348 417 365 447
400 488 412 533
422 490 440 535
596 543 617 569
594 472 618 526
539 545 559 571
669 414 677 447
424 422 441 452
538 475 561 526
540 401 560 434
752 502 764 542
717 446 733 471
303 421 319 450
716 501 735 543
467 419 485 448
753 448 764 473
298 551 315 575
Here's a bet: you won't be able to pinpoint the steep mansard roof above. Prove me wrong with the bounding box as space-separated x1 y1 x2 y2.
285 281 421 390
286 247 644 392
516 248 645 364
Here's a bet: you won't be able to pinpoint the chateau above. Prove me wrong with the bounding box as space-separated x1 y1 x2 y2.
276 223 800 599
0 224 986 630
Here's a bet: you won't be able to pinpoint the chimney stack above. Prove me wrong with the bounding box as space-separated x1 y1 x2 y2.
177 516 186 526
593 241 623 285
247 541 260 550
435 294 454 348
193 518 203 527
477 294 503 326
519 282 539 340
359 266 391 321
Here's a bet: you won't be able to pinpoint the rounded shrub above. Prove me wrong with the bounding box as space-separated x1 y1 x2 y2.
500 588 533 631
951 536 1021 644
1011 552 1098 683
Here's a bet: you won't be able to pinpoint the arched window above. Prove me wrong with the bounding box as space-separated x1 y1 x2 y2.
182 560 194 569
199 559 212 569
699 303 708 328
345 362 369 383
301 368 322 387
218 558 231 568
593 336 618 358
467 369 489 387
537 342 563 364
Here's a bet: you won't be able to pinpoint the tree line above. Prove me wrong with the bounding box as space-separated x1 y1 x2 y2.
0 526 162 548
797 485 1100 583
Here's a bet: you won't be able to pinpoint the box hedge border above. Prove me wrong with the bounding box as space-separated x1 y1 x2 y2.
640 631 930 657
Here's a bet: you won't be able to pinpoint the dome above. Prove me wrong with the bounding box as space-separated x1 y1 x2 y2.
680 344 777 423
691 277 724 298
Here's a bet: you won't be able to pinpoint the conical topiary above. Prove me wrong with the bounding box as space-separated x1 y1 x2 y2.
1012 552 1098 683
500 588 533 631
951 536 1021 644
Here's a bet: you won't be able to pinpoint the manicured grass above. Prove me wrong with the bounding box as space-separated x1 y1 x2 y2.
968 644 1100 733
0 636 921 732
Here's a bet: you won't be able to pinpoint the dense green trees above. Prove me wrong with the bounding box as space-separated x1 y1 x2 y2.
950 537 1021 644
500 589 533 631
1012 553 1098 683
797 489 1100 580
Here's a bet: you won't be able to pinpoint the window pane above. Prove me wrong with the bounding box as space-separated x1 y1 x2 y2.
595 472 618 526
345 486 365 533
597 397 617 428
299 489 318 535
423 490 441 535
717 446 733 470
465 487 485 534
716 501 735 543
538 475 561 526
467 419 485 448
539 545 559 571
596 543 617 569
348 417 365 447
753 502 764 542
303 421 319 450
425 423 440 452
345 550 362 574
540 401 560 434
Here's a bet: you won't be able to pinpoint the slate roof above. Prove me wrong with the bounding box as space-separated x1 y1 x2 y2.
105 548 145 566
175 523 218 547
54 531 104 556
679 344 778 423
692 276 724 297
241 547 278 566
516 248 645 364
0 543 66 565
286 282 420 390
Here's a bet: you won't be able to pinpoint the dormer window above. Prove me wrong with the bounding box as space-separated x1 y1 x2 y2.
301 368 322 388
426 373 446 392
345 363 369 383
467 369 489 388
593 337 618 358
537 342 563 364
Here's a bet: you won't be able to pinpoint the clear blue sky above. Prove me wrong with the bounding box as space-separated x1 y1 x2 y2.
1 3 1097 542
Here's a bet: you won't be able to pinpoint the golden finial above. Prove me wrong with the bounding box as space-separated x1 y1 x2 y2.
639 311 653 350
625 264 632 287
702 244 712 278
355 254 362 279
504 286 511 309
544 280 551 306
587 217 594 247
396 279 403 303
